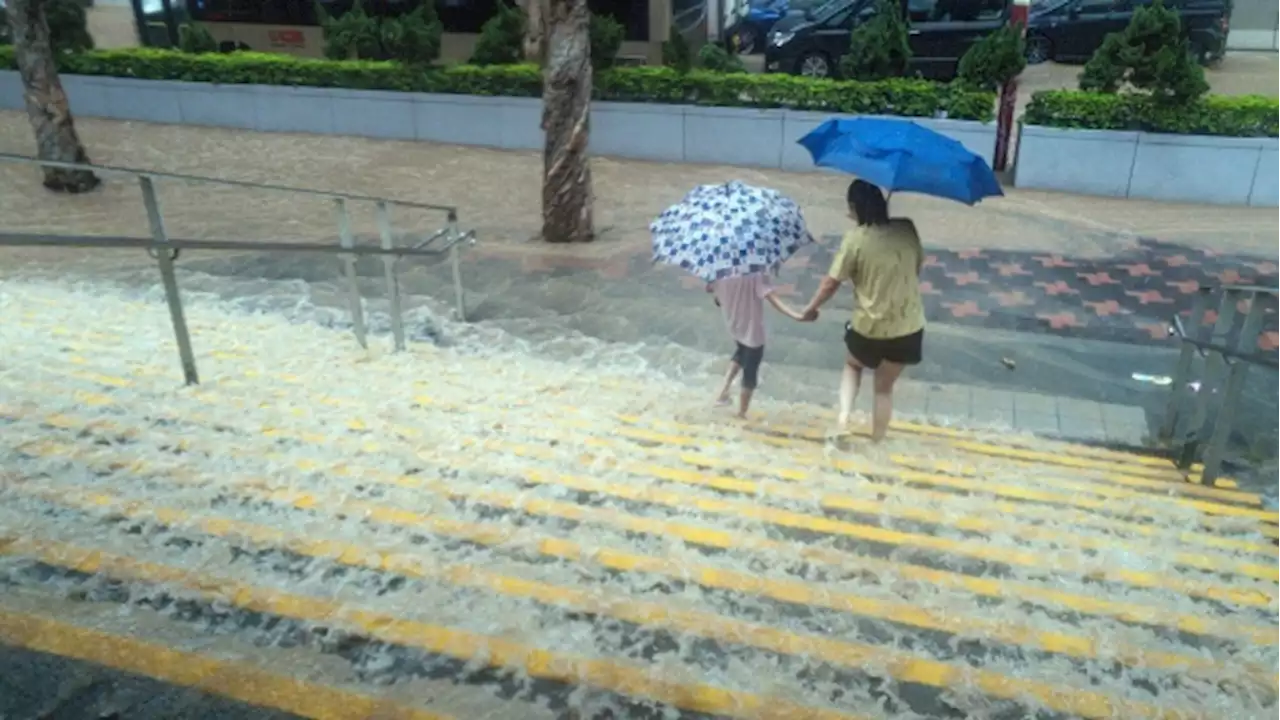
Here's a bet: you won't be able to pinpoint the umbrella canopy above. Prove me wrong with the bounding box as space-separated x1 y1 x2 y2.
650 181 814 283
797 117 1004 205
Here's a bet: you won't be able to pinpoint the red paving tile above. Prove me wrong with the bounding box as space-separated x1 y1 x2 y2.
1118 263 1159 277
1033 255 1076 268
1084 300 1129 316
922 254 944 267
1162 255 1193 267
1077 271 1120 286
1037 312 1084 329
948 271 985 286
990 290 1034 307
1034 280 1079 296
1125 289 1174 305
1136 322 1170 340
1261 332 1278 352
992 262 1032 277
1218 269 1245 284
1166 279 1200 294
918 280 941 295
1246 260 1278 275
943 301 989 318
957 249 984 260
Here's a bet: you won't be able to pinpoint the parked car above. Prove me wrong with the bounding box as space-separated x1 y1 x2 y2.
1025 0 1229 65
764 0 1009 80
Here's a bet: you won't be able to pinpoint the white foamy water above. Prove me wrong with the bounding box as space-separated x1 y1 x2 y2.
0 274 1276 719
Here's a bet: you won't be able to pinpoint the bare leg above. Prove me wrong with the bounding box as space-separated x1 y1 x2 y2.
871 361 906 442
738 387 754 418
837 353 864 429
716 361 741 405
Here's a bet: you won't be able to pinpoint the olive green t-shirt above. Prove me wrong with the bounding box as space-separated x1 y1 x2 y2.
826 219 926 340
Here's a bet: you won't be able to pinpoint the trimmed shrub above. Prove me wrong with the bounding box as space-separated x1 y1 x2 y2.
697 42 746 73
0 46 997 121
661 30 693 73
1078 0 1207 103
589 13 625 70
957 23 1025 91
1025 90 1278 137
178 23 218 54
838 0 909 80
316 0 440 64
470 1 525 66
0 0 94 52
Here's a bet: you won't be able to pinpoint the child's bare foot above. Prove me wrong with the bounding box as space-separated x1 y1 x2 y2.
715 395 731 407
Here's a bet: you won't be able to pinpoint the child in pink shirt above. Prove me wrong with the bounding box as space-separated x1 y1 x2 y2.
708 273 811 417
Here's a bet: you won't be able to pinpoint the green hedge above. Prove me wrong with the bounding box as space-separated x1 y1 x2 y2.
0 47 995 121
1025 90 1278 138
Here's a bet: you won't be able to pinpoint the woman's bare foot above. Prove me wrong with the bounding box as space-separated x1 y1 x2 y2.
715 395 731 407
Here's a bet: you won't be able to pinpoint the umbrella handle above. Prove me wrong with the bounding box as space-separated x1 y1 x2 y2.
885 190 894 214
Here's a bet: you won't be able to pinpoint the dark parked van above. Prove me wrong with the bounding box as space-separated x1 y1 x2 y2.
1025 0 1229 65
763 0 1009 80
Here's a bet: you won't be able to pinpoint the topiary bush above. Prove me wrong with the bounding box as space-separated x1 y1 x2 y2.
1025 90 1277 137
178 23 218 54
50 0 95 52
1078 0 1207 103
661 30 693 73
317 0 440 64
589 13 625 70
697 42 745 73
470 1 525 66
957 22 1025 91
838 0 909 80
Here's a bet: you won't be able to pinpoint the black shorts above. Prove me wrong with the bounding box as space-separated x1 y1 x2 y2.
731 342 765 389
844 323 923 369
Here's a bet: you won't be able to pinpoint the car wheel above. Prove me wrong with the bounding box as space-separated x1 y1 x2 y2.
798 52 831 78
735 26 758 54
1025 35 1052 65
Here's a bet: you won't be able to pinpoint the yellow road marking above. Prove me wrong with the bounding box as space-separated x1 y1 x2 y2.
0 609 450 720
16 428 1273 649
6 484 1262 713
0 538 874 720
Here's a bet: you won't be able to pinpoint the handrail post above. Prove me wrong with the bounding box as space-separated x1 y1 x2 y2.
139 175 199 386
1200 358 1246 485
447 210 466 322
333 198 368 349
376 201 406 352
1160 290 1207 441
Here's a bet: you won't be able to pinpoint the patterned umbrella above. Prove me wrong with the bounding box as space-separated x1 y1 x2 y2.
650 181 814 283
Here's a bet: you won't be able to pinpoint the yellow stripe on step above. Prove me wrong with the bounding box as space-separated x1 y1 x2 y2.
0 537 872 720
2 490 1252 718
0 609 451 720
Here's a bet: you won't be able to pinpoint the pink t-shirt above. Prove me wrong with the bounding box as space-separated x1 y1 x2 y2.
712 274 774 348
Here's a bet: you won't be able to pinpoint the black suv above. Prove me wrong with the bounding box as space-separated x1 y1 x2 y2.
1025 0 1229 65
763 0 1009 80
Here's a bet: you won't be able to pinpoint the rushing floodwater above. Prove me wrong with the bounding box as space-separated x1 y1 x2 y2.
1 274 1276 719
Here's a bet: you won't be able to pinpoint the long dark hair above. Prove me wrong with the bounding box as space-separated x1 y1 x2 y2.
846 180 890 227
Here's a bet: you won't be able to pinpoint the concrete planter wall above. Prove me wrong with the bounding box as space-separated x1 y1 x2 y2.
1016 124 1279 208
0 71 996 172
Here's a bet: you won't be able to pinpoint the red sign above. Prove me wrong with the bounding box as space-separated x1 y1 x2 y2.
268 29 306 48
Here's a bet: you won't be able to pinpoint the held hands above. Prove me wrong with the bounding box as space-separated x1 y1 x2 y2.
800 307 820 322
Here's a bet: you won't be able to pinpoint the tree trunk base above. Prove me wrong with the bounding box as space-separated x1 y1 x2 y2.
42 167 102 193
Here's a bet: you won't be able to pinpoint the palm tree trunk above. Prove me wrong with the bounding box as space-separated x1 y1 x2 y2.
539 0 593 243
7 0 101 193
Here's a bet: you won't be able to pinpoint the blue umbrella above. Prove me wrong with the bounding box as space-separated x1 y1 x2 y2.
650 181 814 283
797 117 1004 205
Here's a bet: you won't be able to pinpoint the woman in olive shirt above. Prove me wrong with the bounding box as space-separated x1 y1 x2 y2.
801 180 925 441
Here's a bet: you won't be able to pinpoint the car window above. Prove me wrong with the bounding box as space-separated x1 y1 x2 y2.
909 0 1005 22
1075 0 1127 12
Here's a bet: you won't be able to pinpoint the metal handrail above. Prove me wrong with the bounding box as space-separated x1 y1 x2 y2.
0 152 457 213
1159 283 1278 485
0 154 477 386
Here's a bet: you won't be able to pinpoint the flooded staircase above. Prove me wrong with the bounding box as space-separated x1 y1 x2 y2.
1 278 1276 720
